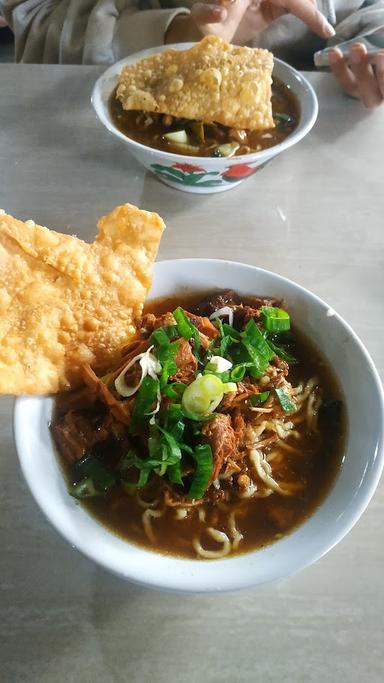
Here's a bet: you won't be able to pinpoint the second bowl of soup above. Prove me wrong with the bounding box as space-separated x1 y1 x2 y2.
92 44 318 193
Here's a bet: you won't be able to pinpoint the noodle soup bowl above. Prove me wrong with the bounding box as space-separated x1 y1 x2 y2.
14 260 384 592
91 44 318 194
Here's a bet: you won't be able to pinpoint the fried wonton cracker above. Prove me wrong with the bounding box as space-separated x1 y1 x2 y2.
0 204 165 395
117 36 274 131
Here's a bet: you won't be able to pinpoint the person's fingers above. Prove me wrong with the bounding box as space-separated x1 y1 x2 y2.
274 0 335 38
348 43 382 108
190 3 228 26
191 0 250 41
329 48 358 98
375 51 384 100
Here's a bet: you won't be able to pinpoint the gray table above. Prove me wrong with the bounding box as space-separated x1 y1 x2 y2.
1 65 383 683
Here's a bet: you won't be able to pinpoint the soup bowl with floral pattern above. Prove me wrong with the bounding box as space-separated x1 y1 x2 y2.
92 44 318 194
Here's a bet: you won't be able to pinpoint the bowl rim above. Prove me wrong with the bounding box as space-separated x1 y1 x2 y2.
13 259 384 593
91 43 319 165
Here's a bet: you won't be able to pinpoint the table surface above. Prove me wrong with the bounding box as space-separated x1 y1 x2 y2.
0 64 383 683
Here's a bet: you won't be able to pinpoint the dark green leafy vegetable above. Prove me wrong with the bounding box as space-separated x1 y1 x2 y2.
173 306 194 338
173 306 202 359
249 391 270 406
242 319 275 361
130 376 160 431
121 439 181 487
212 317 224 337
219 335 236 358
158 426 182 463
70 454 116 499
261 306 290 332
187 444 213 499
274 387 296 413
162 382 187 399
155 339 180 387
168 461 184 486
150 325 178 346
75 455 116 492
222 323 241 341
231 320 274 378
266 337 297 364
273 112 294 125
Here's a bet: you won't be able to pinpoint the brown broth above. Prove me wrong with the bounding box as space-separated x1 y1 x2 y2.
54 293 345 559
109 79 299 157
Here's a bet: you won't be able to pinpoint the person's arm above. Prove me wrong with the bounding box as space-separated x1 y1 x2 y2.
0 0 189 64
326 2 384 107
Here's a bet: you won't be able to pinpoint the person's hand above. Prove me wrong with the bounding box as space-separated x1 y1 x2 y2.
329 43 384 109
165 0 335 46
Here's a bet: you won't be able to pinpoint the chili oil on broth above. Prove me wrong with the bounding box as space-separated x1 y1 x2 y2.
53 293 345 560
109 79 300 157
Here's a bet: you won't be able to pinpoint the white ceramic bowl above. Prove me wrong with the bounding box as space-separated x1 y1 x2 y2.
14 259 384 592
92 44 318 194
14 260 384 592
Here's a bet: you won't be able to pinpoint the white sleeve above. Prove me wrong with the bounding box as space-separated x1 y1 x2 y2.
0 0 189 64
328 1 384 46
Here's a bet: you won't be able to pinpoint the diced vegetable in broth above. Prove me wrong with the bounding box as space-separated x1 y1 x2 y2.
109 79 299 158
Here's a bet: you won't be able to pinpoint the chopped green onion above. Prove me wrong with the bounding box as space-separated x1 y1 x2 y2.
164 402 183 423
169 419 185 442
230 365 246 382
131 376 160 431
203 368 231 383
273 112 294 125
182 374 224 416
168 461 184 486
222 323 241 340
242 319 275 361
213 317 224 337
266 337 297 364
274 387 296 413
214 334 235 358
261 306 290 332
156 339 180 387
173 307 200 354
187 444 213 499
158 426 182 464
231 319 275 378
162 382 186 399
249 391 270 406
173 307 195 340
239 338 269 378
222 382 237 394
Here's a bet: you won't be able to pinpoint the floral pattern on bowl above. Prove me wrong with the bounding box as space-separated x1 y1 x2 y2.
150 161 267 190
92 44 319 194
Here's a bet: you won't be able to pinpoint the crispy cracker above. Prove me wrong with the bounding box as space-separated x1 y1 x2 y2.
0 204 165 395
117 36 274 131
